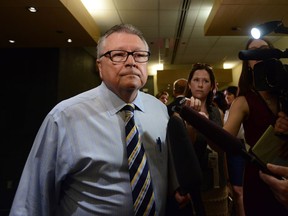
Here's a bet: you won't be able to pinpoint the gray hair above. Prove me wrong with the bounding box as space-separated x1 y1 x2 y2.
96 24 149 58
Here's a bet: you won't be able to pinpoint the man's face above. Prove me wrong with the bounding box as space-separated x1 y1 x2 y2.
97 32 148 99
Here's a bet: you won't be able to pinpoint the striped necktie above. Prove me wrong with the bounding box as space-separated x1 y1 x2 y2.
123 104 156 216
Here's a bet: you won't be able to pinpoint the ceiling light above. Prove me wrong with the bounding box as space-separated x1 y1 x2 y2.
81 0 106 11
81 0 110 19
27 6 37 13
9 40 15 44
251 21 288 39
150 63 163 76
67 39 72 43
250 28 261 39
223 63 233 69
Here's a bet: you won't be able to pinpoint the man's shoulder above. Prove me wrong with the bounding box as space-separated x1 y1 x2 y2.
50 87 100 115
139 91 168 113
140 91 160 102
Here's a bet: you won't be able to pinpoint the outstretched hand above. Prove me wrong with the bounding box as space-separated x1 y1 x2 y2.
275 111 288 159
275 111 288 134
259 163 288 209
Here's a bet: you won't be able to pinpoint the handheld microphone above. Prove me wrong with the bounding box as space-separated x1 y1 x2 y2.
176 105 284 179
238 48 285 60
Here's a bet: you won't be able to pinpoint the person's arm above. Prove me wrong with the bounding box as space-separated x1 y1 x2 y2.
259 163 288 209
223 96 249 137
10 115 60 216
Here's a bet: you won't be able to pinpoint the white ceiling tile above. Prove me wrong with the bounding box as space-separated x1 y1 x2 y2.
114 0 158 10
119 11 158 26
91 10 122 33
159 27 177 38
195 8 212 26
140 26 160 39
159 0 182 10
159 10 179 27
186 9 199 26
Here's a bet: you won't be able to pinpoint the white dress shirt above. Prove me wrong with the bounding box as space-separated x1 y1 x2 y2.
10 82 169 216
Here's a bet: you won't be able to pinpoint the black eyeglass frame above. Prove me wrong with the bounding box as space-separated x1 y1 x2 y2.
99 50 151 63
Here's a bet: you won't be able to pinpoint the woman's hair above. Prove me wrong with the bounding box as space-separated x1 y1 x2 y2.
213 91 228 113
96 24 149 58
238 37 274 96
226 86 238 97
184 63 216 111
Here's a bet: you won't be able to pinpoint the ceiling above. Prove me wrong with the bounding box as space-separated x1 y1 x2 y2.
1 0 288 89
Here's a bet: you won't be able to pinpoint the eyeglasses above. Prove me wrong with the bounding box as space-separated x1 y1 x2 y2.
99 50 150 63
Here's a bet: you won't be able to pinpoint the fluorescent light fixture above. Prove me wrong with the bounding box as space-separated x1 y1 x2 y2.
81 0 114 20
150 63 163 75
223 62 236 69
81 0 106 12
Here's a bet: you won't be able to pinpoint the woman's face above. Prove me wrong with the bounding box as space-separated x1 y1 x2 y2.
159 94 169 104
224 90 235 105
247 39 270 69
188 69 213 101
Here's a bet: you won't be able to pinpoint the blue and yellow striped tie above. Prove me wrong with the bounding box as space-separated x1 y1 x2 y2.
123 104 156 216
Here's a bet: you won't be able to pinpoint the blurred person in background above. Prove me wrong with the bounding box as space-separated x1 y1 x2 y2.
213 90 229 120
167 78 188 117
156 90 169 105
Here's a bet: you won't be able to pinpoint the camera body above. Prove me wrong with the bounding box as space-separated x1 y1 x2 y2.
252 58 288 113
253 58 288 92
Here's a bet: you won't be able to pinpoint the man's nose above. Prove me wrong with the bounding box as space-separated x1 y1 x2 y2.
126 54 136 63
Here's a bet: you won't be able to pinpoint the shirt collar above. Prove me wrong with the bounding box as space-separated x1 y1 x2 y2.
99 82 145 115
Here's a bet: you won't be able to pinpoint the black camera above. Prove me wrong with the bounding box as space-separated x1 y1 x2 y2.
253 58 288 114
253 58 288 92
238 48 288 113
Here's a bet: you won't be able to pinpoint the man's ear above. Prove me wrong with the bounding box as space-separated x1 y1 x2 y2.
96 60 103 79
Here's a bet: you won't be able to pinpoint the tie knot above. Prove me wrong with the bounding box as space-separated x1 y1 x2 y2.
123 103 135 113
123 104 135 122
